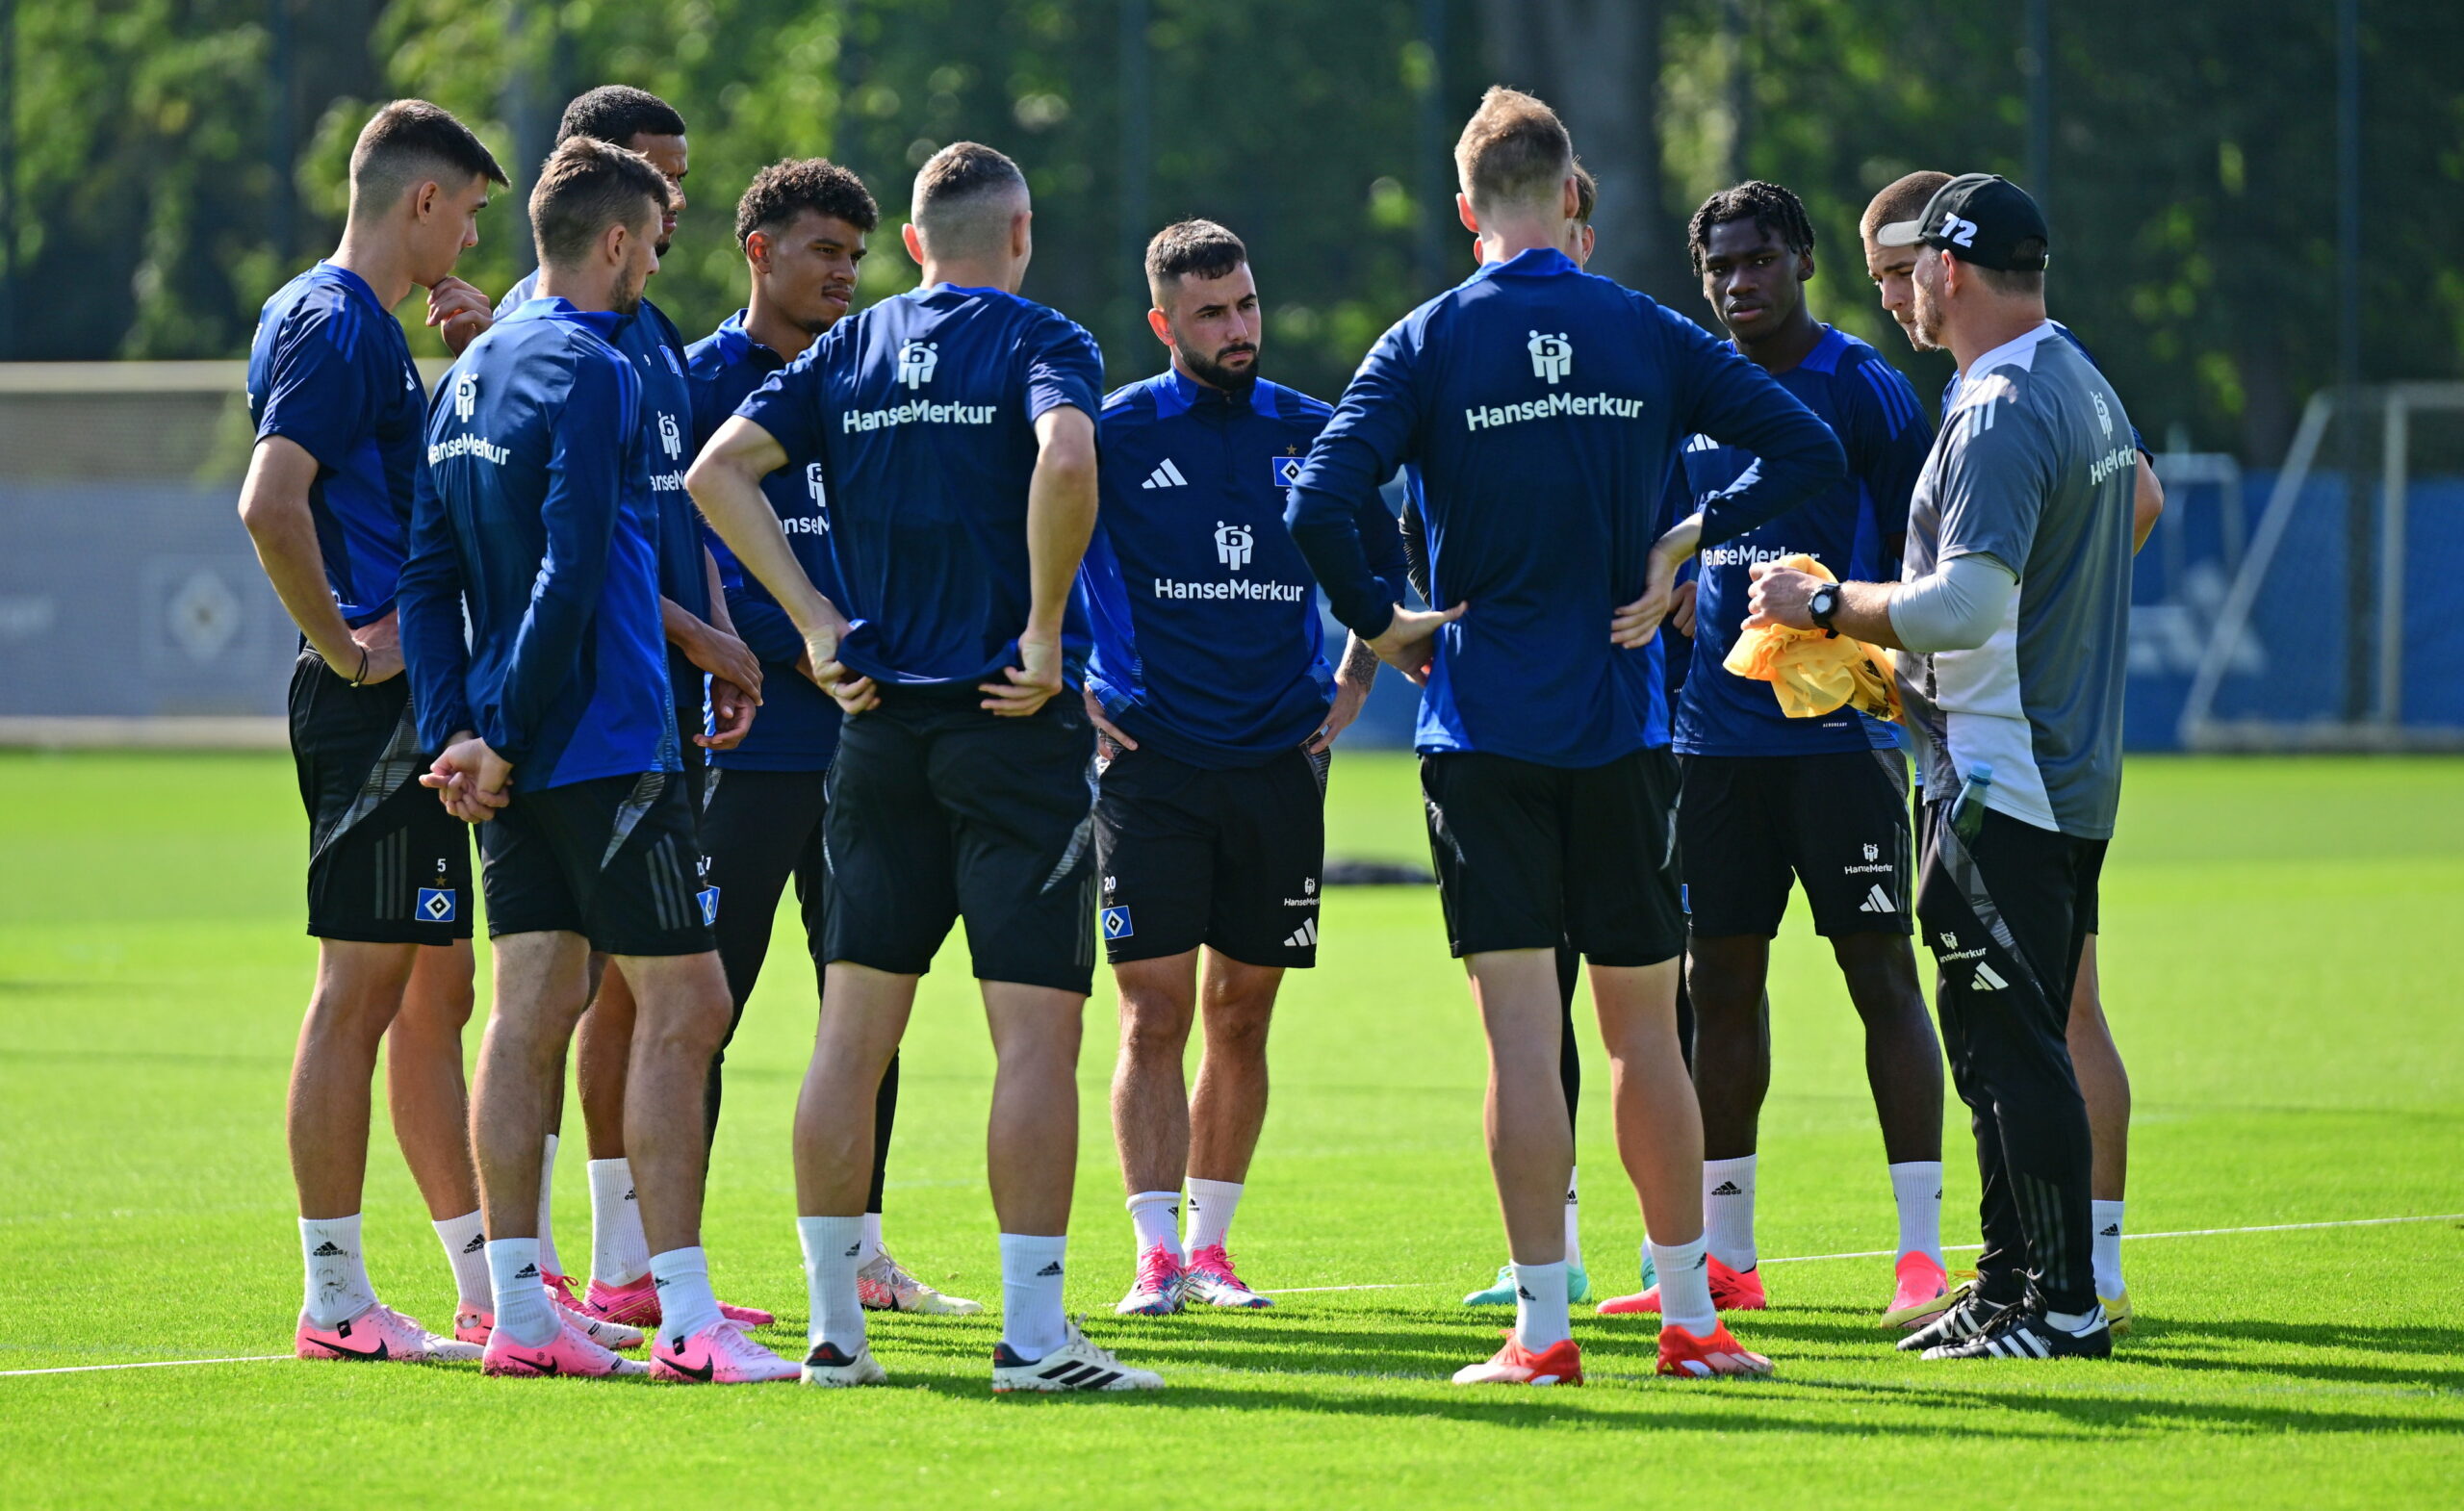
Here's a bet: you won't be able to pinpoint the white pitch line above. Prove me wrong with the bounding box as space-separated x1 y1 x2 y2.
1758 1210 2464 1266
1 1353 293 1378
10 1212 2459 1375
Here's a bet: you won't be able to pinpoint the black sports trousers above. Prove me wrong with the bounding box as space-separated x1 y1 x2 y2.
1917 802 2105 1316
698 765 897 1211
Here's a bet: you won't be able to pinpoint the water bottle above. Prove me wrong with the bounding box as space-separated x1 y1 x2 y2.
1951 761 1995 842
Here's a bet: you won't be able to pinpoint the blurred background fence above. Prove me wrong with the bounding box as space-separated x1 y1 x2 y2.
0 1 2458 748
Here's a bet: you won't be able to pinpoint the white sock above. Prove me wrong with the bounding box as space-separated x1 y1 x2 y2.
1563 1166 1583 1269
1185 1177 1244 1252
585 1158 650 1288
2045 1305 2102 1335
1702 1155 1758 1271
535 1134 563 1278
485 1237 557 1346
2092 1200 2126 1296
998 1233 1069 1360
798 1215 868 1354
1127 1191 1184 1261
860 1211 886 1268
650 1246 723 1341
1888 1161 1945 1268
1649 1237 1718 1339
1511 1259 1571 1350
299 1214 377 1328
431 1211 491 1308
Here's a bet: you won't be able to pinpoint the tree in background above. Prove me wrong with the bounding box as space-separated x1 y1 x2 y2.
2 0 2457 461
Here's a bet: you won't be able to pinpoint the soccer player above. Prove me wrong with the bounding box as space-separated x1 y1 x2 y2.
399 136 797 1384
1754 173 2133 1361
1287 87 1841 1386
1452 161 1609 1311
468 85 769 1329
1863 170 2157 1330
689 141 1163 1392
683 158 978 1316
1081 219 1392 1316
1594 181 1950 1327
240 99 505 1365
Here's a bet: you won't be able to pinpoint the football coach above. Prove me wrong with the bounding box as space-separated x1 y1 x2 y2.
1747 174 2136 1364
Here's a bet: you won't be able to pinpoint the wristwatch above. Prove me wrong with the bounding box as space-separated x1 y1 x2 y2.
1808 583 1842 634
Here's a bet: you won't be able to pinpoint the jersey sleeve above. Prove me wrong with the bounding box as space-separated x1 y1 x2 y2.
1023 314 1105 423
1286 320 1423 638
1931 381 2054 578
254 306 372 472
1663 310 1846 549
398 411 473 751
498 352 636 767
733 346 829 465
1846 354 1934 558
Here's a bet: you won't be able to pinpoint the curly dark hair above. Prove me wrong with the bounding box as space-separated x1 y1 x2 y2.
734 158 879 245
556 85 686 146
1687 180 1815 275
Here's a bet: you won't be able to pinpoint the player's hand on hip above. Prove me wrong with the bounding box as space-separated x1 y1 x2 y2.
1611 551 1684 649
1744 561 1821 631
1307 671 1372 754
1084 683 1137 755
1669 578 1700 638
699 678 757 749
684 622 763 700
420 734 511 824
983 627 1065 716
1368 602 1465 687
345 613 404 684
425 277 495 357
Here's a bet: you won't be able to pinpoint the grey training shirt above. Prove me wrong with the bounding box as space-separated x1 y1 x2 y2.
1898 321 2136 839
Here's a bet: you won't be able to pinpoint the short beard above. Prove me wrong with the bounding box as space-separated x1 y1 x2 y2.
1182 343 1258 392
610 281 645 319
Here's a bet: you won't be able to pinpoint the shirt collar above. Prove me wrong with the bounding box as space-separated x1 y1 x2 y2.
502 295 622 339
312 260 389 316
1466 245 1580 286
712 309 785 370
1961 320 2056 382
1152 364 1278 421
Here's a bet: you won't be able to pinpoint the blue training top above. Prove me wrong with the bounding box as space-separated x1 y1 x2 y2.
399 297 677 790
246 261 427 627
685 310 844 773
1285 246 1846 767
1079 366 1406 767
1675 324 1933 757
733 283 1105 688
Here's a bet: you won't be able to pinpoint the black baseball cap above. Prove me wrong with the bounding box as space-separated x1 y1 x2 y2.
1875 173 2050 271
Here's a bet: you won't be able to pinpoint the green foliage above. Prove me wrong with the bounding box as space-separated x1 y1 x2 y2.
5 1 2461 454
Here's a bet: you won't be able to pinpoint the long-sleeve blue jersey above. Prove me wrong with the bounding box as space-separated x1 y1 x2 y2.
399 298 677 790
686 310 843 772
733 283 1104 687
1079 367 1403 767
245 261 426 627
503 275 707 725
1675 324 1933 756
1286 247 1846 767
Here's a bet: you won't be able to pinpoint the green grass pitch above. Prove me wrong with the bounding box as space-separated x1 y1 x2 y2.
2 751 2459 1507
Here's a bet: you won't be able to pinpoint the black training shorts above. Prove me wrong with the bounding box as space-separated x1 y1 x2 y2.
1421 746 1684 966
821 686 1100 994
1679 749 1912 937
1093 745 1329 968
478 769 714 957
288 648 473 943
